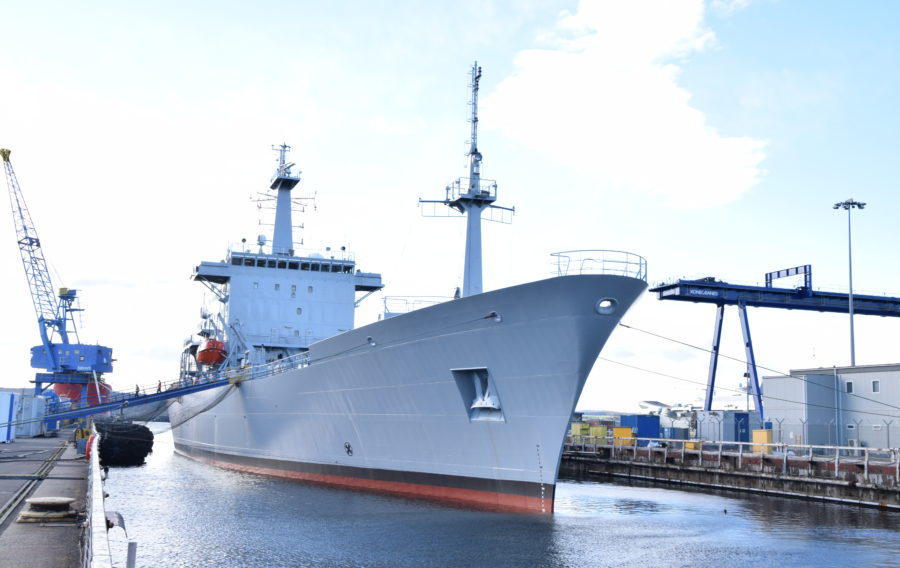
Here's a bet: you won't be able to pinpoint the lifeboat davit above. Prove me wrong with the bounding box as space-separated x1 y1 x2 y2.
197 338 227 366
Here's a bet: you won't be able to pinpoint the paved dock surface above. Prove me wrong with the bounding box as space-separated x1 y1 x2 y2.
0 432 86 568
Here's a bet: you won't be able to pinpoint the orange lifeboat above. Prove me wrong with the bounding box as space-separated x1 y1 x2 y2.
197 338 227 366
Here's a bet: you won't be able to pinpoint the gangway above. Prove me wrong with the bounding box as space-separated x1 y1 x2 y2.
45 375 235 423
650 265 900 422
36 352 310 423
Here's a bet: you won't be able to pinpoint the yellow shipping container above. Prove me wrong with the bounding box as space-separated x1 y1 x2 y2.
570 422 590 436
613 426 635 446
753 429 773 454
588 425 608 441
684 441 699 450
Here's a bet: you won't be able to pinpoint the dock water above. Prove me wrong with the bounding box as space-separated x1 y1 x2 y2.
1 429 899 567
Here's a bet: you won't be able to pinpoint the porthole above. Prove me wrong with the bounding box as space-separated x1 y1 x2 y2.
595 298 618 315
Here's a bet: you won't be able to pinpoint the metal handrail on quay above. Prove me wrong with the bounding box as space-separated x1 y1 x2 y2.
564 435 900 485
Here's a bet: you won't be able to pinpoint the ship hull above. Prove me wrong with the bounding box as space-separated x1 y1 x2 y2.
170 274 645 513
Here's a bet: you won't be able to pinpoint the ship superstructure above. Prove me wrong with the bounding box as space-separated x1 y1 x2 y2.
170 64 647 513
182 144 382 378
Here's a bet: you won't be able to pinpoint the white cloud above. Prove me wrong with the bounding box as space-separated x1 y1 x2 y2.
368 115 426 135
711 0 754 18
483 0 766 208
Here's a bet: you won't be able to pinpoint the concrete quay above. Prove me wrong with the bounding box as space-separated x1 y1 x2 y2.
562 437 900 510
0 431 87 568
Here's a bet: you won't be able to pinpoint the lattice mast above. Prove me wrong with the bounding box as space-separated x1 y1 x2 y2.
420 61 514 297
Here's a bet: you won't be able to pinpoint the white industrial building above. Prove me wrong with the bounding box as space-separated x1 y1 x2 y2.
0 388 55 439
763 364 900 449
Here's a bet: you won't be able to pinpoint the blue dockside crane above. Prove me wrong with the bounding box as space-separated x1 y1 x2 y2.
1 148 114 406
1 148 247 428
650 265 900 423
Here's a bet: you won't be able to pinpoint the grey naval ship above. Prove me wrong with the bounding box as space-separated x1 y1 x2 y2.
169 63 647 513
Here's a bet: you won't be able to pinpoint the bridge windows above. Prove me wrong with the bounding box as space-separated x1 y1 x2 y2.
230 255 353 274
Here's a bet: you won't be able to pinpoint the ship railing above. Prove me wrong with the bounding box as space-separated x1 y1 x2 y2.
564 434 900 485
227 242 356 263
382 296 453 318
206 351 311 384
446 177 498 201
551 250 647 281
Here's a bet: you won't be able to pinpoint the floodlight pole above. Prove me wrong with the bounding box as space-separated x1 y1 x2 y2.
833 198 865 366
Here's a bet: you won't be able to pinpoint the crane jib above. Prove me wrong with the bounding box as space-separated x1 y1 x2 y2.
2 148 114 403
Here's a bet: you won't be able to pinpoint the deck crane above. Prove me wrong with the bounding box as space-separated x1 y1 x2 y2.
1 148 113 407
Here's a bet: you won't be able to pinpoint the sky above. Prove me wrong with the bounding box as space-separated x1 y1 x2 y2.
1 0 900 415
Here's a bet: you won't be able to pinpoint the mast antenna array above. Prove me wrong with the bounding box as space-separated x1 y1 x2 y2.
419 61 515 297
267 143 304 255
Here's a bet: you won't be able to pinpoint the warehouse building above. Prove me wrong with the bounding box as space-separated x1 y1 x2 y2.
763 364 900 449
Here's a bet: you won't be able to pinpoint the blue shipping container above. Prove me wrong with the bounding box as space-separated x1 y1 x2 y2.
663 427 689 440
620 414 660 446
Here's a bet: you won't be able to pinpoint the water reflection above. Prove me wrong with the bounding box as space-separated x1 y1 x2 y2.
103 426 900 568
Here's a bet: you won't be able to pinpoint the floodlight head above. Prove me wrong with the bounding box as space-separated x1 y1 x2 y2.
833 198 866 210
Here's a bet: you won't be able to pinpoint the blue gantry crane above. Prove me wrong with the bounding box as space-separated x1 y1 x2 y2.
2 148 114 407
650 265 900 422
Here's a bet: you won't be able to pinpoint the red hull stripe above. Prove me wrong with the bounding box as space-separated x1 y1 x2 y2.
175 446 554 514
